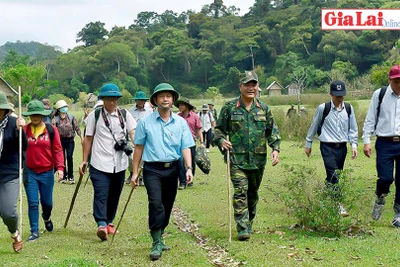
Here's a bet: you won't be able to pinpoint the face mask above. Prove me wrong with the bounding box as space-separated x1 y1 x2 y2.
60 107 68 113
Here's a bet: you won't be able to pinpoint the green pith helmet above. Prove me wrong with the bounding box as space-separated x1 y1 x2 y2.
0 91 12 110
22 100 52 116
174 97 194 110
98 83 122 99
132 91 149 100
150 83 179 106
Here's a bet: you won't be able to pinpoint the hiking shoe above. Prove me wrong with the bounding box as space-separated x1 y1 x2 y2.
160 237 170 251
393 216 400 227
27 232 39 242
238 229 250 241
11 230 23 253
61 178 68 184
372 196 385 221
178 183 186 190
248 225 254 234
68 177 75 184
187 182 194 187
107 224 119 235
96 226 108 241
339 204 349 217
44 219 54 232
150 240 162 261
139 178 144 186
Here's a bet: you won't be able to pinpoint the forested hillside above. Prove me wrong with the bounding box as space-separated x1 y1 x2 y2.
1 0 400 104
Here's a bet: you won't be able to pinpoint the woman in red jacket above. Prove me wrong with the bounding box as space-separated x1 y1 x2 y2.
22 100 64 242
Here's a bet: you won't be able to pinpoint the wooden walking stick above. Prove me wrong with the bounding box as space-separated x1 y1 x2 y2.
18 86 23 237
64 164 87 228
109 167 143 247
226 135 232 242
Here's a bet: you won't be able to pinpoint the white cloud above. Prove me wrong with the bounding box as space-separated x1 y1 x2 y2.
0 0 254 52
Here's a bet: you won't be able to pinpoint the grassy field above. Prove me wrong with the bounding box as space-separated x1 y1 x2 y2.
3 97 400 266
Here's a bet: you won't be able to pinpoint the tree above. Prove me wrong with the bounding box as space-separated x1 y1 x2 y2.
205 86 222 100
95 43 135 73
76 21 108 47
3 50 30 68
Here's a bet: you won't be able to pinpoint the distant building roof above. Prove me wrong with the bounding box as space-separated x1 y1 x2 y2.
266 81 284 90
0 76 18 96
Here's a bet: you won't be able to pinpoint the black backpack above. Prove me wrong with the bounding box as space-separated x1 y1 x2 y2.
375 86 387 130
317 101 352 136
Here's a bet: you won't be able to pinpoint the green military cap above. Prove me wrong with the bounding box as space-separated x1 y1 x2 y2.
208 101 214 106
150 83 179 106
240 70 259 84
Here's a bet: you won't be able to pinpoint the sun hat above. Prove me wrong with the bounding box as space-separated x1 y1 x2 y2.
0 92 13 110
132 91 149 101
98 83 122 99
55 100 68 110
201 104 209 111
22 100 52 116
150 83 179 106
174 97 194 110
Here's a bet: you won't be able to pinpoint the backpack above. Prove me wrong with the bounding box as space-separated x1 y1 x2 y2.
45 123 54 143
91 108 128 138
200 111 212 122
375 86 387 130
317 101 352 136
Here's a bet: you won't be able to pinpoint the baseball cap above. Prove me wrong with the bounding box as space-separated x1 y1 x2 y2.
240 71 258 84
389 65 400 79
330 80 346 96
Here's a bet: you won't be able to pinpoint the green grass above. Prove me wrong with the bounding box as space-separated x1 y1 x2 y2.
3 98 400 266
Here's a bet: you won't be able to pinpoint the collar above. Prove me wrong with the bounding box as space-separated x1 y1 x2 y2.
236 98 260 109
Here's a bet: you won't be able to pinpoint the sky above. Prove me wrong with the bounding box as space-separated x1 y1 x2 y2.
0 0 255 52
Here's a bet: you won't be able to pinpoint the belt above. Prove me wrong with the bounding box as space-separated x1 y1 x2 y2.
378 136 400 142
144 161 178 168
321 142 347 148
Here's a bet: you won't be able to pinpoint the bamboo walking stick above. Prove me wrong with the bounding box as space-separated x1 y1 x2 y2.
18 86 23 237
64 164 87 228
109 167 143 247
226 135 232 242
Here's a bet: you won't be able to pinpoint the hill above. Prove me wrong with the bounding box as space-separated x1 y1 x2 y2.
0 41 62 61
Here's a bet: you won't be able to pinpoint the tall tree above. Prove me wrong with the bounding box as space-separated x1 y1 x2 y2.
76 21 108 47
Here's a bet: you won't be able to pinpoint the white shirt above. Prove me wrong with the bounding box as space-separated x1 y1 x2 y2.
85 108 136 173
129 105 153 121
199 111 214 132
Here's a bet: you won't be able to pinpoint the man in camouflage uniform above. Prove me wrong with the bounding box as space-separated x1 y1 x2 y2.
212 70 281 241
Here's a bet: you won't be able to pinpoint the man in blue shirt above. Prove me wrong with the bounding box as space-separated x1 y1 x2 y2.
305 80 358 216
131 83 194 261
363 65 400 226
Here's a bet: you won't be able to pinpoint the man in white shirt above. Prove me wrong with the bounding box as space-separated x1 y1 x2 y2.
199 104 215 153
363 65 400 226
79 83 137 241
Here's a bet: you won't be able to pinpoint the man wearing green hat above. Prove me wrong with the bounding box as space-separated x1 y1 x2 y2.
208 101 218 123
213 70 281 241
126 91 154 185
79 83 137 241
131 83 194 261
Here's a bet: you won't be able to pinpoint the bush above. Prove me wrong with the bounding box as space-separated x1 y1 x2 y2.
273 165 366 235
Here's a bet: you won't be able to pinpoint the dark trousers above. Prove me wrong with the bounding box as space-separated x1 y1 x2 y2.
178 145 196 185
375 138 400 212
202 130 212 149
143 161 179 230
89 166 125 226
61 137 75 179
320 142 347 184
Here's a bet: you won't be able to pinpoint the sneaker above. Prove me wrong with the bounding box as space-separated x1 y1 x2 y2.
68 177 75 184
178 183 186 190
238 229 250 241
96 226 108 241
107 224 119 235
61 178 68 184
44 219 54 232
139 178 144 186
393 216 400 227
11 230 23 253
372 196 386 221
125 173 133 184
187 182 194 187
339 204 349 217
27 232 39 242
206 148 210 153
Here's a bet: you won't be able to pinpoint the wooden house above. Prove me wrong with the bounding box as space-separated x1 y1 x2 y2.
265 81 283 96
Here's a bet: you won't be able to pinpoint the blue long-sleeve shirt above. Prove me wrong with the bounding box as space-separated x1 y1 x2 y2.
305 100 358 149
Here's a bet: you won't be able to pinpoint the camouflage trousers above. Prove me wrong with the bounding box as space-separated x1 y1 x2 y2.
230 165 264 232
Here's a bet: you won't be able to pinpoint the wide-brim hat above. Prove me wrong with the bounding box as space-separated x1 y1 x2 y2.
22 100 52 116
0 91 13 110
174 97 194 110
208 101 214 106
132 91 149 100
150 83 179 106
201 104 209 111
55 99 68 110
98 83 122 99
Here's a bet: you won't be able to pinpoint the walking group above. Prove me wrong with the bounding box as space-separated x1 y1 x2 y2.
1 65 400 261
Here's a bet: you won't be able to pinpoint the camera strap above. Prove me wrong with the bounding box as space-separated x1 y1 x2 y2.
101 107 125 144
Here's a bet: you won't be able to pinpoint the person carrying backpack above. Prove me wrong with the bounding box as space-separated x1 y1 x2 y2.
363 65 400 227
199 104 215 153
305 80 358 216
53 100 83 184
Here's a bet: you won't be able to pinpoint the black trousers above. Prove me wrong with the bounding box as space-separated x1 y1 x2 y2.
144 161 179 230
61 137 75 179
178 145 196 185
202 130 212 149
320 142 347 184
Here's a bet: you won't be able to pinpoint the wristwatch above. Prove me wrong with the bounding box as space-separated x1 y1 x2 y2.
186 166 193 171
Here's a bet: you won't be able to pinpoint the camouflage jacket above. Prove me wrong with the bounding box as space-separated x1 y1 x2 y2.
212 97 281 170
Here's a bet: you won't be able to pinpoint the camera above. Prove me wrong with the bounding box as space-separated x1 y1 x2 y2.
114 139 133 156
